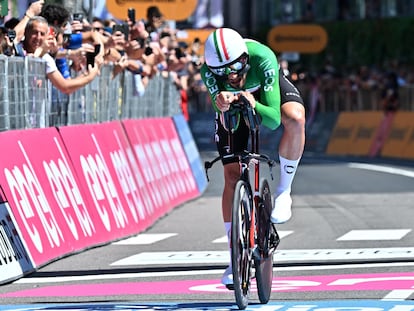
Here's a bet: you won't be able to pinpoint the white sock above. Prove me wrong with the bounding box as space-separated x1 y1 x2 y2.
224 222 232 267
276 155 301 196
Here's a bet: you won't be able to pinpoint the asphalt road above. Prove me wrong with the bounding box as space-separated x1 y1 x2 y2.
1 152 414 310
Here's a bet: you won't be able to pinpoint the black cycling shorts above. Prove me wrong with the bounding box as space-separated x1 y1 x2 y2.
279 71 304 105
215 72 303 165
215 113 250 165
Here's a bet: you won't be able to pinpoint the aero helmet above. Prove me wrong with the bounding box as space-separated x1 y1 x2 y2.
204 28 248 69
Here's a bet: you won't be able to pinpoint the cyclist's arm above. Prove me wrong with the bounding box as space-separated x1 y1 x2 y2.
200 64 222 113
252 45 281 130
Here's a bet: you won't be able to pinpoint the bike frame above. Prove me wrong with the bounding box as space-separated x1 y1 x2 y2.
204 98 279 309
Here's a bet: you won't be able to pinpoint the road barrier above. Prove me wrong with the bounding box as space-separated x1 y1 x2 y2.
0 115 208 284
0 55 181 130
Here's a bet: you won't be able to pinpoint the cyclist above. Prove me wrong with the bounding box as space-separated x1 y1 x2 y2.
200 28 305 285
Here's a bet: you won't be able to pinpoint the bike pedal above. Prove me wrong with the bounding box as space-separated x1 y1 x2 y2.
225 284 235 290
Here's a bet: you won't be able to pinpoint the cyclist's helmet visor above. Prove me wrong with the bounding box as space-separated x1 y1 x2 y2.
208 53 249 77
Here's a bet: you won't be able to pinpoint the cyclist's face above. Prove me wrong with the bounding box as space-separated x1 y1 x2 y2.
227 72 247 89
210 54 248 89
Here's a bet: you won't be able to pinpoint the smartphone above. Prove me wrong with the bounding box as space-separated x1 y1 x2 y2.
128 8 135 24
7 29 16 41
86 45 100 67
73 13 83 22
62 33 71 46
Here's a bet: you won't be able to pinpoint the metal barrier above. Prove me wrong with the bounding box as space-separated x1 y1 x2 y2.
297 80 414 113
0 55 181 131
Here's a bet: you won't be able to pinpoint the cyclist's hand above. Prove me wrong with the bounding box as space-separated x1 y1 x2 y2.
216 91 235 112
239 91 256 109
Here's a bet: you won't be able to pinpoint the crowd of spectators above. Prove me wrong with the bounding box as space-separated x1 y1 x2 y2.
0 1 207 122
285 58 414 129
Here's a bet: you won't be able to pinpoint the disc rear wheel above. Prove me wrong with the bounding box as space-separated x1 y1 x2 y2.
254 178 274 304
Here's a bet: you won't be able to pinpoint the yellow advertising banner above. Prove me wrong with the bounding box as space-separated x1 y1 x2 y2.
402 126 414 160
326 111 383 156
177 28 212 55
348 111 384 156
381 111 414 159
267 24 328 53
326 112 357 155
381 112 414 159
106 0 197 21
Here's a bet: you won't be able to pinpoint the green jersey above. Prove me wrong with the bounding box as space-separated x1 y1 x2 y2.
201 39 281 130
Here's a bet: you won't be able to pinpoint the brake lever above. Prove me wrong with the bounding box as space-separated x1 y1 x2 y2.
204 161 212 182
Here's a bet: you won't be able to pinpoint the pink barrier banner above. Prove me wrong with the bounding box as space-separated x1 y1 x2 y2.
0 128 96 266
0 118 200 272
122 118 199 211
58 121 154 241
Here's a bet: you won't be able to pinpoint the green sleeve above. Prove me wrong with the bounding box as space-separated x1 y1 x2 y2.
200 64 221 113
250 43 281 130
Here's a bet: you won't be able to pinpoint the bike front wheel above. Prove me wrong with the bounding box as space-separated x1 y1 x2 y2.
231 180 253 310
254 178 274 304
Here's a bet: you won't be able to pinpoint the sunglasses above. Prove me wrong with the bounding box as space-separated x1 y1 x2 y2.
209 54 249 77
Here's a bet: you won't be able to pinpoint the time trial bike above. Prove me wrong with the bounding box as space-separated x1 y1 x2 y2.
205 96 280 310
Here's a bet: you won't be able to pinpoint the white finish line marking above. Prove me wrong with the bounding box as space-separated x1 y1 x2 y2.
337 229 411 241
110 247 414 266
348 163 414 178
383 289 414 300
112 233 177 245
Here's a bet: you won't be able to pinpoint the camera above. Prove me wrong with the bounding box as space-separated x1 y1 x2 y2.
128 8 135 24
145 46 153 56
86 45 100 68
7 29 16 41
73 13 83 22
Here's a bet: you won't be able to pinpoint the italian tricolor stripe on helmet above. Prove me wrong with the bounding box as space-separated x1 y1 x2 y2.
213 28 230 63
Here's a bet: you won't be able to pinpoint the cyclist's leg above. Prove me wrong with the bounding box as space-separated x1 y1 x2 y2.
215 113 249 284
271 73 306 224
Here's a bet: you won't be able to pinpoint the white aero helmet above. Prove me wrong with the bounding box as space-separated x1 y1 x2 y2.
204 28 248 70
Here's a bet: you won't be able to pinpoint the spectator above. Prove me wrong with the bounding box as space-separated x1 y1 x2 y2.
0 26 15 56
13 0 44 42
40 3 69 28
381 71 399 114
39 3 71 125
21 16 103 95
91 17 105 34
145 6 166 42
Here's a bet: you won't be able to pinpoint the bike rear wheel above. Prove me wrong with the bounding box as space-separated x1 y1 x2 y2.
231 180 253 310
254 178 274 304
